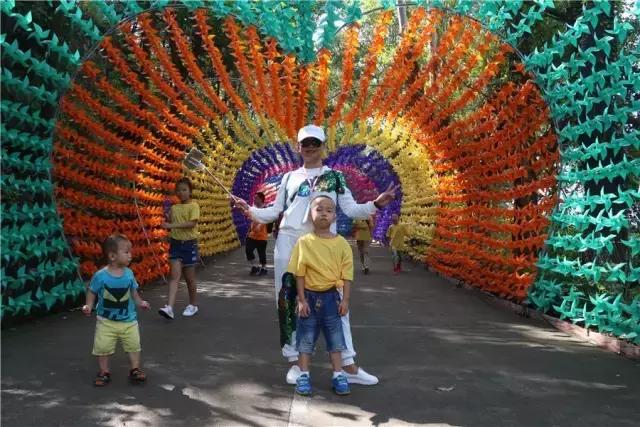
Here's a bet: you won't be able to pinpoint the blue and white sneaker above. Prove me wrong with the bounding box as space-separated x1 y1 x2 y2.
332 373 351 395
295 373 312 396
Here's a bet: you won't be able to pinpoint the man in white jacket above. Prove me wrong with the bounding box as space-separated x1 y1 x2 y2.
234 124 397 385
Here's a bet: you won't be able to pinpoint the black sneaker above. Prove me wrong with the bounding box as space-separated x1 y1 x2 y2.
249 266 260 275
363 267 370 275
259 267 268 276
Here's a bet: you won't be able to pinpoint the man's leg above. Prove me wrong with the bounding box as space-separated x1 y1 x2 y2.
339 305 379 385
274 234 300 362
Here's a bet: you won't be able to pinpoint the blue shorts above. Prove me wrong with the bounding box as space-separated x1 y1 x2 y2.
169 239 199 266
296 289 346 354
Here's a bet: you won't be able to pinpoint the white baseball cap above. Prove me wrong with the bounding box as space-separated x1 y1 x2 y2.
297 124 326 143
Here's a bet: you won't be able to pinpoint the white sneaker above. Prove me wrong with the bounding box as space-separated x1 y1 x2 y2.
158 305 174 320
342 367 379 385
286 365 301 385
182 304 199 317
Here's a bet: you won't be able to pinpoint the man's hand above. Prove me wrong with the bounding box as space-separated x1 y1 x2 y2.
338 299 349 316
229 195 251 216
297 299 310 317
138 300 150 310
82 304 92 316
373 183 399 208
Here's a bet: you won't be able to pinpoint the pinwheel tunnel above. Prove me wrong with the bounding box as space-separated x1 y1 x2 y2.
2 2 637 343
51 7 557 301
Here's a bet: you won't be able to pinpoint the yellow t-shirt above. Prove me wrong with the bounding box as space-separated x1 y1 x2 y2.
353 219 372 241
170 202 200 241
387 223 407 251
287 233 354 292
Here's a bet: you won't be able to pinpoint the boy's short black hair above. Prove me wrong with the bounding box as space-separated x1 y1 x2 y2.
176 177 193 193
311 194 335 207
102 233 130 259
255 192 266 201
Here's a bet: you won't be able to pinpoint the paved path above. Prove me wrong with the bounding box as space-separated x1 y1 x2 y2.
2 244 639 426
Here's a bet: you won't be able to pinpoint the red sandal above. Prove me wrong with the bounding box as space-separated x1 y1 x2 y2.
129 368 146 383
94 372 111 387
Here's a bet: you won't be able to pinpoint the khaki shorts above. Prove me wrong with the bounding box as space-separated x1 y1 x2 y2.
92 318 141 356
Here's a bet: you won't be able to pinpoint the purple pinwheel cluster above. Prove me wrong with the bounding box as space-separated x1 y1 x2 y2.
325 145 401 241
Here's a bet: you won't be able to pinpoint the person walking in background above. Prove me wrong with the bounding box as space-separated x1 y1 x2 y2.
352 216 374 274
386 213 408 273
159 177 200 319
245 192 269 276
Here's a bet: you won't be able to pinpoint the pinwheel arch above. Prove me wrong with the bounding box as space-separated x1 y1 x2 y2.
1 1 638 343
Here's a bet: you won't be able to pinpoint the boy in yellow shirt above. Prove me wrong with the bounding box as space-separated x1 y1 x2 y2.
386 213 408 273
287 194 353 396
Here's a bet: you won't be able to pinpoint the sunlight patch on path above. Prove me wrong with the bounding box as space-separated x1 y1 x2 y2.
288 392 460 427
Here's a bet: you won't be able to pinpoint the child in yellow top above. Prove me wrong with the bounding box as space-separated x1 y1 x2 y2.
386 213 408 273
352 217 374 274
288 194 353 396
159 177 200 320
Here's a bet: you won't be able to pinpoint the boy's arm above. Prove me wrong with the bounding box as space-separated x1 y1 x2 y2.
296 276 310 317
338 280 351 316
82 290 96 316
131 289 150 310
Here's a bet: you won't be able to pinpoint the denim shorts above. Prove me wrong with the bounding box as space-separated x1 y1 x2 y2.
169 239 199 266
296 289 346 354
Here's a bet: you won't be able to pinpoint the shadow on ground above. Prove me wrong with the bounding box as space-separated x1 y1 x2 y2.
2 245 639 426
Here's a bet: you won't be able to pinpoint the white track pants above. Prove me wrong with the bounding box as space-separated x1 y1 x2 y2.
274 232 356 366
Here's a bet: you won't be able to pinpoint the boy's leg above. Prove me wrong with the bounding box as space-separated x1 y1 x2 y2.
128 351 141 370
245 238 255 262
294 291 318 394
92 318 116 384
122 322 146 381
362 241 371 269
321 292 351 394
167 259 183 308
182 266 197 306
329 351 343 373
257 240 267 267
98 356 110 373
356 241 365 266
392 249 400 270
298 353 311 372
245 238 258 267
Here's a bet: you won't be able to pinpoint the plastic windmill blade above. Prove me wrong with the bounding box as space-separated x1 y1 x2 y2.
183 147 236 199
184 147 206 171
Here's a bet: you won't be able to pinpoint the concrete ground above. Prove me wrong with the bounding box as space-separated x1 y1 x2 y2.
2 244 639 427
